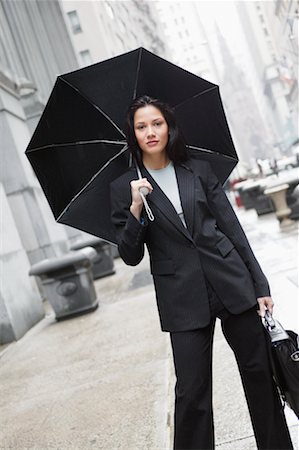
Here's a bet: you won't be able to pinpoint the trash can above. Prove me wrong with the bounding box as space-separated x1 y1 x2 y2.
242 183 274 215
70 237 115 279
29 247 98 321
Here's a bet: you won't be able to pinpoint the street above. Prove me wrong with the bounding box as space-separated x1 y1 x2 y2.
0 207 298 450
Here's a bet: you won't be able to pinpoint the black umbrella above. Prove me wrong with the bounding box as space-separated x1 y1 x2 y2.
263 311 299 418
25 47 238 244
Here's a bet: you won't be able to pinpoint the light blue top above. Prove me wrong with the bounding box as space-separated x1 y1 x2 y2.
147 162 186 227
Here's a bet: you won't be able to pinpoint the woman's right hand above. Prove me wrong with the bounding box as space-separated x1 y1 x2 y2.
130 178 153 220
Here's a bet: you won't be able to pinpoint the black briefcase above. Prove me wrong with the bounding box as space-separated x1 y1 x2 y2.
263 311 299 418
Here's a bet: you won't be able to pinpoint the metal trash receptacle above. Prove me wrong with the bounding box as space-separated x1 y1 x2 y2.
29 247 98 320
70 237 115 279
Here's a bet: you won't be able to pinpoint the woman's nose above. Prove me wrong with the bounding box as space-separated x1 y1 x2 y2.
147 126 155 137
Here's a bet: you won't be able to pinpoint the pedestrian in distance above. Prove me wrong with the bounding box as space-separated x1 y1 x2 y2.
110 95 293 450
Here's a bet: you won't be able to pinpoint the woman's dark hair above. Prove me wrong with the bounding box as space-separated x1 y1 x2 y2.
125 95 188 166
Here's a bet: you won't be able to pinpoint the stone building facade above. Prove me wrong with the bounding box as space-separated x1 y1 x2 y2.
0 0 79 344
61 0 169 66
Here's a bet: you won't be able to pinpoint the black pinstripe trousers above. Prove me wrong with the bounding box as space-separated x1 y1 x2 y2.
170 282 293 450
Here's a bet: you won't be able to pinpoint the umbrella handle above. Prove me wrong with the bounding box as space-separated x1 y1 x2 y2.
135 163 155 222
139 191 154 222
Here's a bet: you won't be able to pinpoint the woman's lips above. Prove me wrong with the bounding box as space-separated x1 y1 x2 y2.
147 140 159 146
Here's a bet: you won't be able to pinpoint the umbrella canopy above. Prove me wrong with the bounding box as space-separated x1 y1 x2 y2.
25 47 238 244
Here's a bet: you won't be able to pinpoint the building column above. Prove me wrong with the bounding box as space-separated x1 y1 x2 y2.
0 69 72 265
0 183 44 344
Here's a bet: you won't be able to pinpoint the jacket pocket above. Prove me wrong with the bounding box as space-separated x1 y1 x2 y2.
150 259 175 275
216 236 234 257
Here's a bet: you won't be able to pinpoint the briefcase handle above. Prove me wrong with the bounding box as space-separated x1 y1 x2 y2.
264 310 276 329
263 311 290 342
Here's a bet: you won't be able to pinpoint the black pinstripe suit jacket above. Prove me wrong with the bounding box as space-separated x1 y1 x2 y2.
110 158 270 332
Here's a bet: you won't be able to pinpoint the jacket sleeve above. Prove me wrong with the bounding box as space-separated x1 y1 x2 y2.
110 179 148 266
204 162 270 298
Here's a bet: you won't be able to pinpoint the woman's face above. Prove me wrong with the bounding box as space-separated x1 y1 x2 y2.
133 105 169 159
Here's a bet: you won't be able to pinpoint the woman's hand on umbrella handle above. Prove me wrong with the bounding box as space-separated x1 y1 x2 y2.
257 296 274 317
130 178 153 220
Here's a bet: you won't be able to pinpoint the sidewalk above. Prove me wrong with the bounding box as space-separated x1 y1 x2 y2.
0 207 298 450
203 207 299 449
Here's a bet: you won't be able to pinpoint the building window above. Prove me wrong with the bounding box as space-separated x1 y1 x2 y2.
67 10 82 34
263 27 269 36
79 50 92 66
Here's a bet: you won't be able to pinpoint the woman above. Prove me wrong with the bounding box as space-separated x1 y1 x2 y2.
110 95 293 450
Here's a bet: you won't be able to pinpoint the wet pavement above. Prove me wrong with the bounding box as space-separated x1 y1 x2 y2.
0 207 298 450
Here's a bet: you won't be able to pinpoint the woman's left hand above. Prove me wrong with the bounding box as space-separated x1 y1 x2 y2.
257 296 274 317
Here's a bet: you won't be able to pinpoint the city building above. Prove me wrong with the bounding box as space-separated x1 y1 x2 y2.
236 1 298 153
154 1 219 83
264 0 298 149
0 0 80 344
61 0 169 65
215 27 274 172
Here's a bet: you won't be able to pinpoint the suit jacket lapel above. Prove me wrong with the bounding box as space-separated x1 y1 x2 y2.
175 164 195 236
141 165 194 242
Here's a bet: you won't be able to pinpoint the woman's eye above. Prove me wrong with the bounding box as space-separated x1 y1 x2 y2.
136 125 144 130
154 122 162 126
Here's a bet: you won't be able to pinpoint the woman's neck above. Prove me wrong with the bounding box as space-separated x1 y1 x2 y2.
143 154 170 170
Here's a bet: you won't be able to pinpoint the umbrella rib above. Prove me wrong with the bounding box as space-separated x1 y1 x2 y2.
175 86 219 109
56 144 129 221
28 139 127 152
133 47 143 100
60 77 126 138
187 145 238 161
